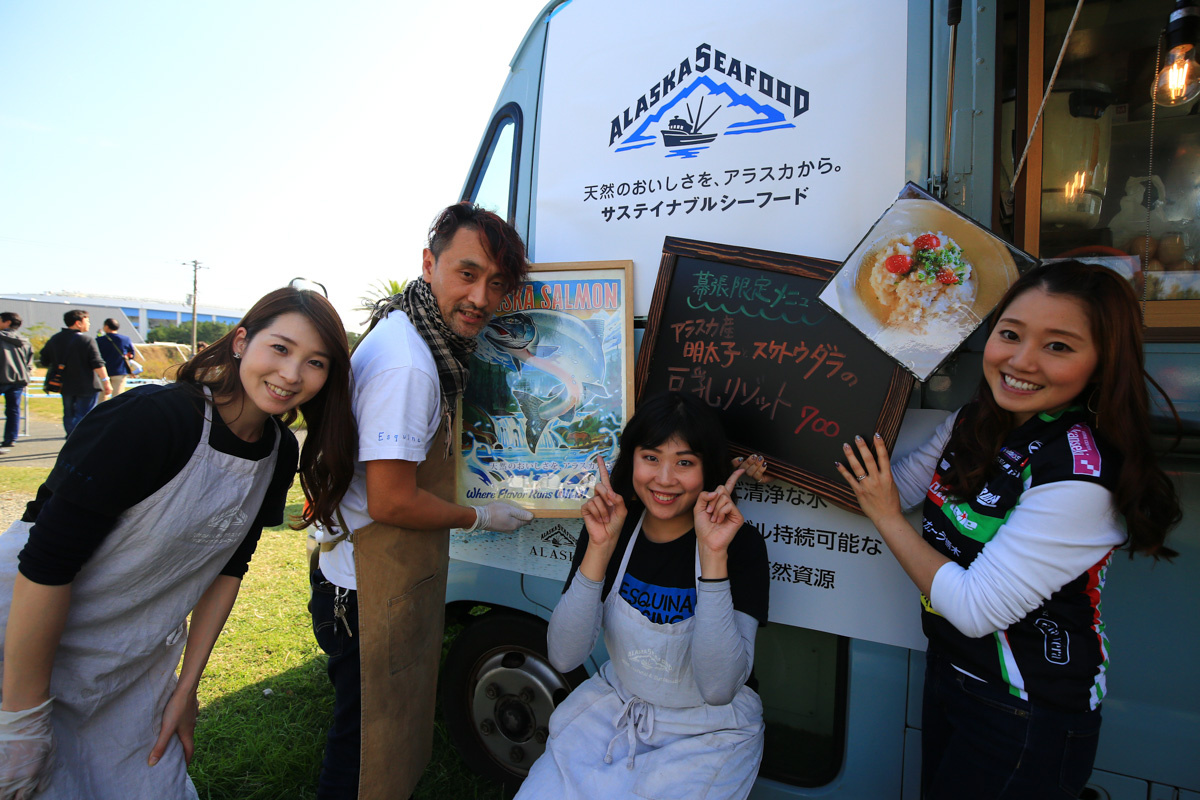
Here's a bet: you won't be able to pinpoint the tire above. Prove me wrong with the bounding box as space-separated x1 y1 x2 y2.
440 611 588 787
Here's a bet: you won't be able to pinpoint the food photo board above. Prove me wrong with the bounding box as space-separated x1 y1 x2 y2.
456 260 634 517
635 237 913 512
818 182 1037 381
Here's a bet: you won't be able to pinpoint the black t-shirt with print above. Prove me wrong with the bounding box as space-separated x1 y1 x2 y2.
564 512 770 627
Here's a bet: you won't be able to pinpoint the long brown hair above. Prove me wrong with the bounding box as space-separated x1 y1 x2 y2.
174 287 356 530
942 260 1180 558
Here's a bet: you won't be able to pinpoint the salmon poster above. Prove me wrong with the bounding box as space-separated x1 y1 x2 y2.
456 261 634 515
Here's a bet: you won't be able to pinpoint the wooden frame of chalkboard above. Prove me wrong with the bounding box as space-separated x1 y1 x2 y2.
634 237 914 513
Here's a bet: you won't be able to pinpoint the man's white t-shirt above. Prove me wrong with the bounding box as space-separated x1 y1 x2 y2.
316 310 441 589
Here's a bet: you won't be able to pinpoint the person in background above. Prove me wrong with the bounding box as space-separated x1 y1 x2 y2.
0 287 357 800
836 261 1181 799
516 392 769 800
38 310 110 435
96 318 136 395
0 313 33 454
310 202 534 800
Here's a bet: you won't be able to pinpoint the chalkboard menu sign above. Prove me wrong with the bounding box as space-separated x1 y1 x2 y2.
635 237 914 512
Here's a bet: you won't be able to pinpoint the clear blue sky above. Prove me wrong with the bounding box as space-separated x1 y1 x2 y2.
0 0 549 328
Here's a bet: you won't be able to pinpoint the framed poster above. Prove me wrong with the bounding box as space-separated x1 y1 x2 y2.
457 260 634 516
634 237 912 513
818 182 1036 381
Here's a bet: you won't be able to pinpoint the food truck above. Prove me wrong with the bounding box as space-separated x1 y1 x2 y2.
437 1 1200 797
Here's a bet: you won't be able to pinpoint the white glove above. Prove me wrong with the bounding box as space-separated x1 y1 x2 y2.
0 698 55 800
466 501 534 533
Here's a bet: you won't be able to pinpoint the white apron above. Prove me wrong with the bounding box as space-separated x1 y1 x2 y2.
517 512 764 800
0 389 280 800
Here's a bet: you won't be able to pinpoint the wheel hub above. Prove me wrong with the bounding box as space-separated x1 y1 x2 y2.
470 646 569 774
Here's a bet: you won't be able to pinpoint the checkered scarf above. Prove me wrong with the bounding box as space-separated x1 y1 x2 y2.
369 278 476 445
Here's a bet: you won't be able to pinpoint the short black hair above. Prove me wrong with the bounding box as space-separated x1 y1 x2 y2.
608 391 732 516
64 309 88 327
428 201 529 292
0 312 20 329
103 318 119 331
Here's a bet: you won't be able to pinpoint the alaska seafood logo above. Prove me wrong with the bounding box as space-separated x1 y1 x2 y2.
609 42 810 159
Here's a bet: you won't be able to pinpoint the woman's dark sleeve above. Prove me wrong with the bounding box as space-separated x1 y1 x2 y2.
18 390 196 585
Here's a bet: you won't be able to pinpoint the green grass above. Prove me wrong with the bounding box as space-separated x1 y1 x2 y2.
191 488 506 799
21 394 61 423
0 479 505 799
0 466 51 495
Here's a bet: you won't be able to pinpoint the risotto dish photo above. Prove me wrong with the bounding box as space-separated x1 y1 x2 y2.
862 230 977 334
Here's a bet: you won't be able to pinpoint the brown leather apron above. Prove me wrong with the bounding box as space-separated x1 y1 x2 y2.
352 423 453 799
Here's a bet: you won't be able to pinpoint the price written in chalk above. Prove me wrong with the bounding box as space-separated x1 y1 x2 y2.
794 405 839 437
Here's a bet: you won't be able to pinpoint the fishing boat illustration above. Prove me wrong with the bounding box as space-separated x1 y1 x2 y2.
660 96 721 148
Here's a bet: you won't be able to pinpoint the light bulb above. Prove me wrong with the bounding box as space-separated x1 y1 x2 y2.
1155 43 1200 106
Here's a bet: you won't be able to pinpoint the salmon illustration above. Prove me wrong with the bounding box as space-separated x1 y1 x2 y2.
477 310 609 452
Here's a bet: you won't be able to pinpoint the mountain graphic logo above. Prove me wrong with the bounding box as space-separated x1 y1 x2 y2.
541 525 577 548
608 45 810 160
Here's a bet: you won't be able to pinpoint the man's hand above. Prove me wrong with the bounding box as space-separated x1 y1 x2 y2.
470 501 534 533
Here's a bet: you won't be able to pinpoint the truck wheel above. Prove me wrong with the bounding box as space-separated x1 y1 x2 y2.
440 612 587 787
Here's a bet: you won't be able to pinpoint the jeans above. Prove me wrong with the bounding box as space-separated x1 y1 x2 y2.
0 384 21 445
61 392 99 437
310 568 361 800
921 649 1102 800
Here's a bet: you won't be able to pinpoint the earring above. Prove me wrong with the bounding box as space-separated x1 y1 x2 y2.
233 352 242 360
1086 388 1099 417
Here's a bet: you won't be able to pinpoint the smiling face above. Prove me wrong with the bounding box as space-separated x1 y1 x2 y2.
422 226 510 338
232 312 331 421
983 287 1099 427
631 435 706 538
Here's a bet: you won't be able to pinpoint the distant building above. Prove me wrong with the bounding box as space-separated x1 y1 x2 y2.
0 292 245 344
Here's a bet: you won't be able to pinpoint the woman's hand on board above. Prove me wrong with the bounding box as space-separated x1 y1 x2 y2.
732 454 767 482
836 434 904 526
580 455 626 553
147 682 198 767
694 467 747 557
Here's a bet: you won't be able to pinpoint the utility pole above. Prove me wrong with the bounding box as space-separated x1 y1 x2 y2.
183 260 206 356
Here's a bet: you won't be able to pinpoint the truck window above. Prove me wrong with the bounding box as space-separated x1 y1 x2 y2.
467 102 522 221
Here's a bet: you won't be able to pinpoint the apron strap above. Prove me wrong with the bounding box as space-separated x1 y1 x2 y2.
612 511 703 591
199 385 215 444
317 507 356 550
612 511 645 590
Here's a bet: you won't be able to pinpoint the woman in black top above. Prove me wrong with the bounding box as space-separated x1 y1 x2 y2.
0 287 356 800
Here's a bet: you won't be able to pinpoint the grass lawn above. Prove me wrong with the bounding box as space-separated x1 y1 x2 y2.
22 393 62 423
192 486 506 799
0 466 51 496
0 473 505 800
